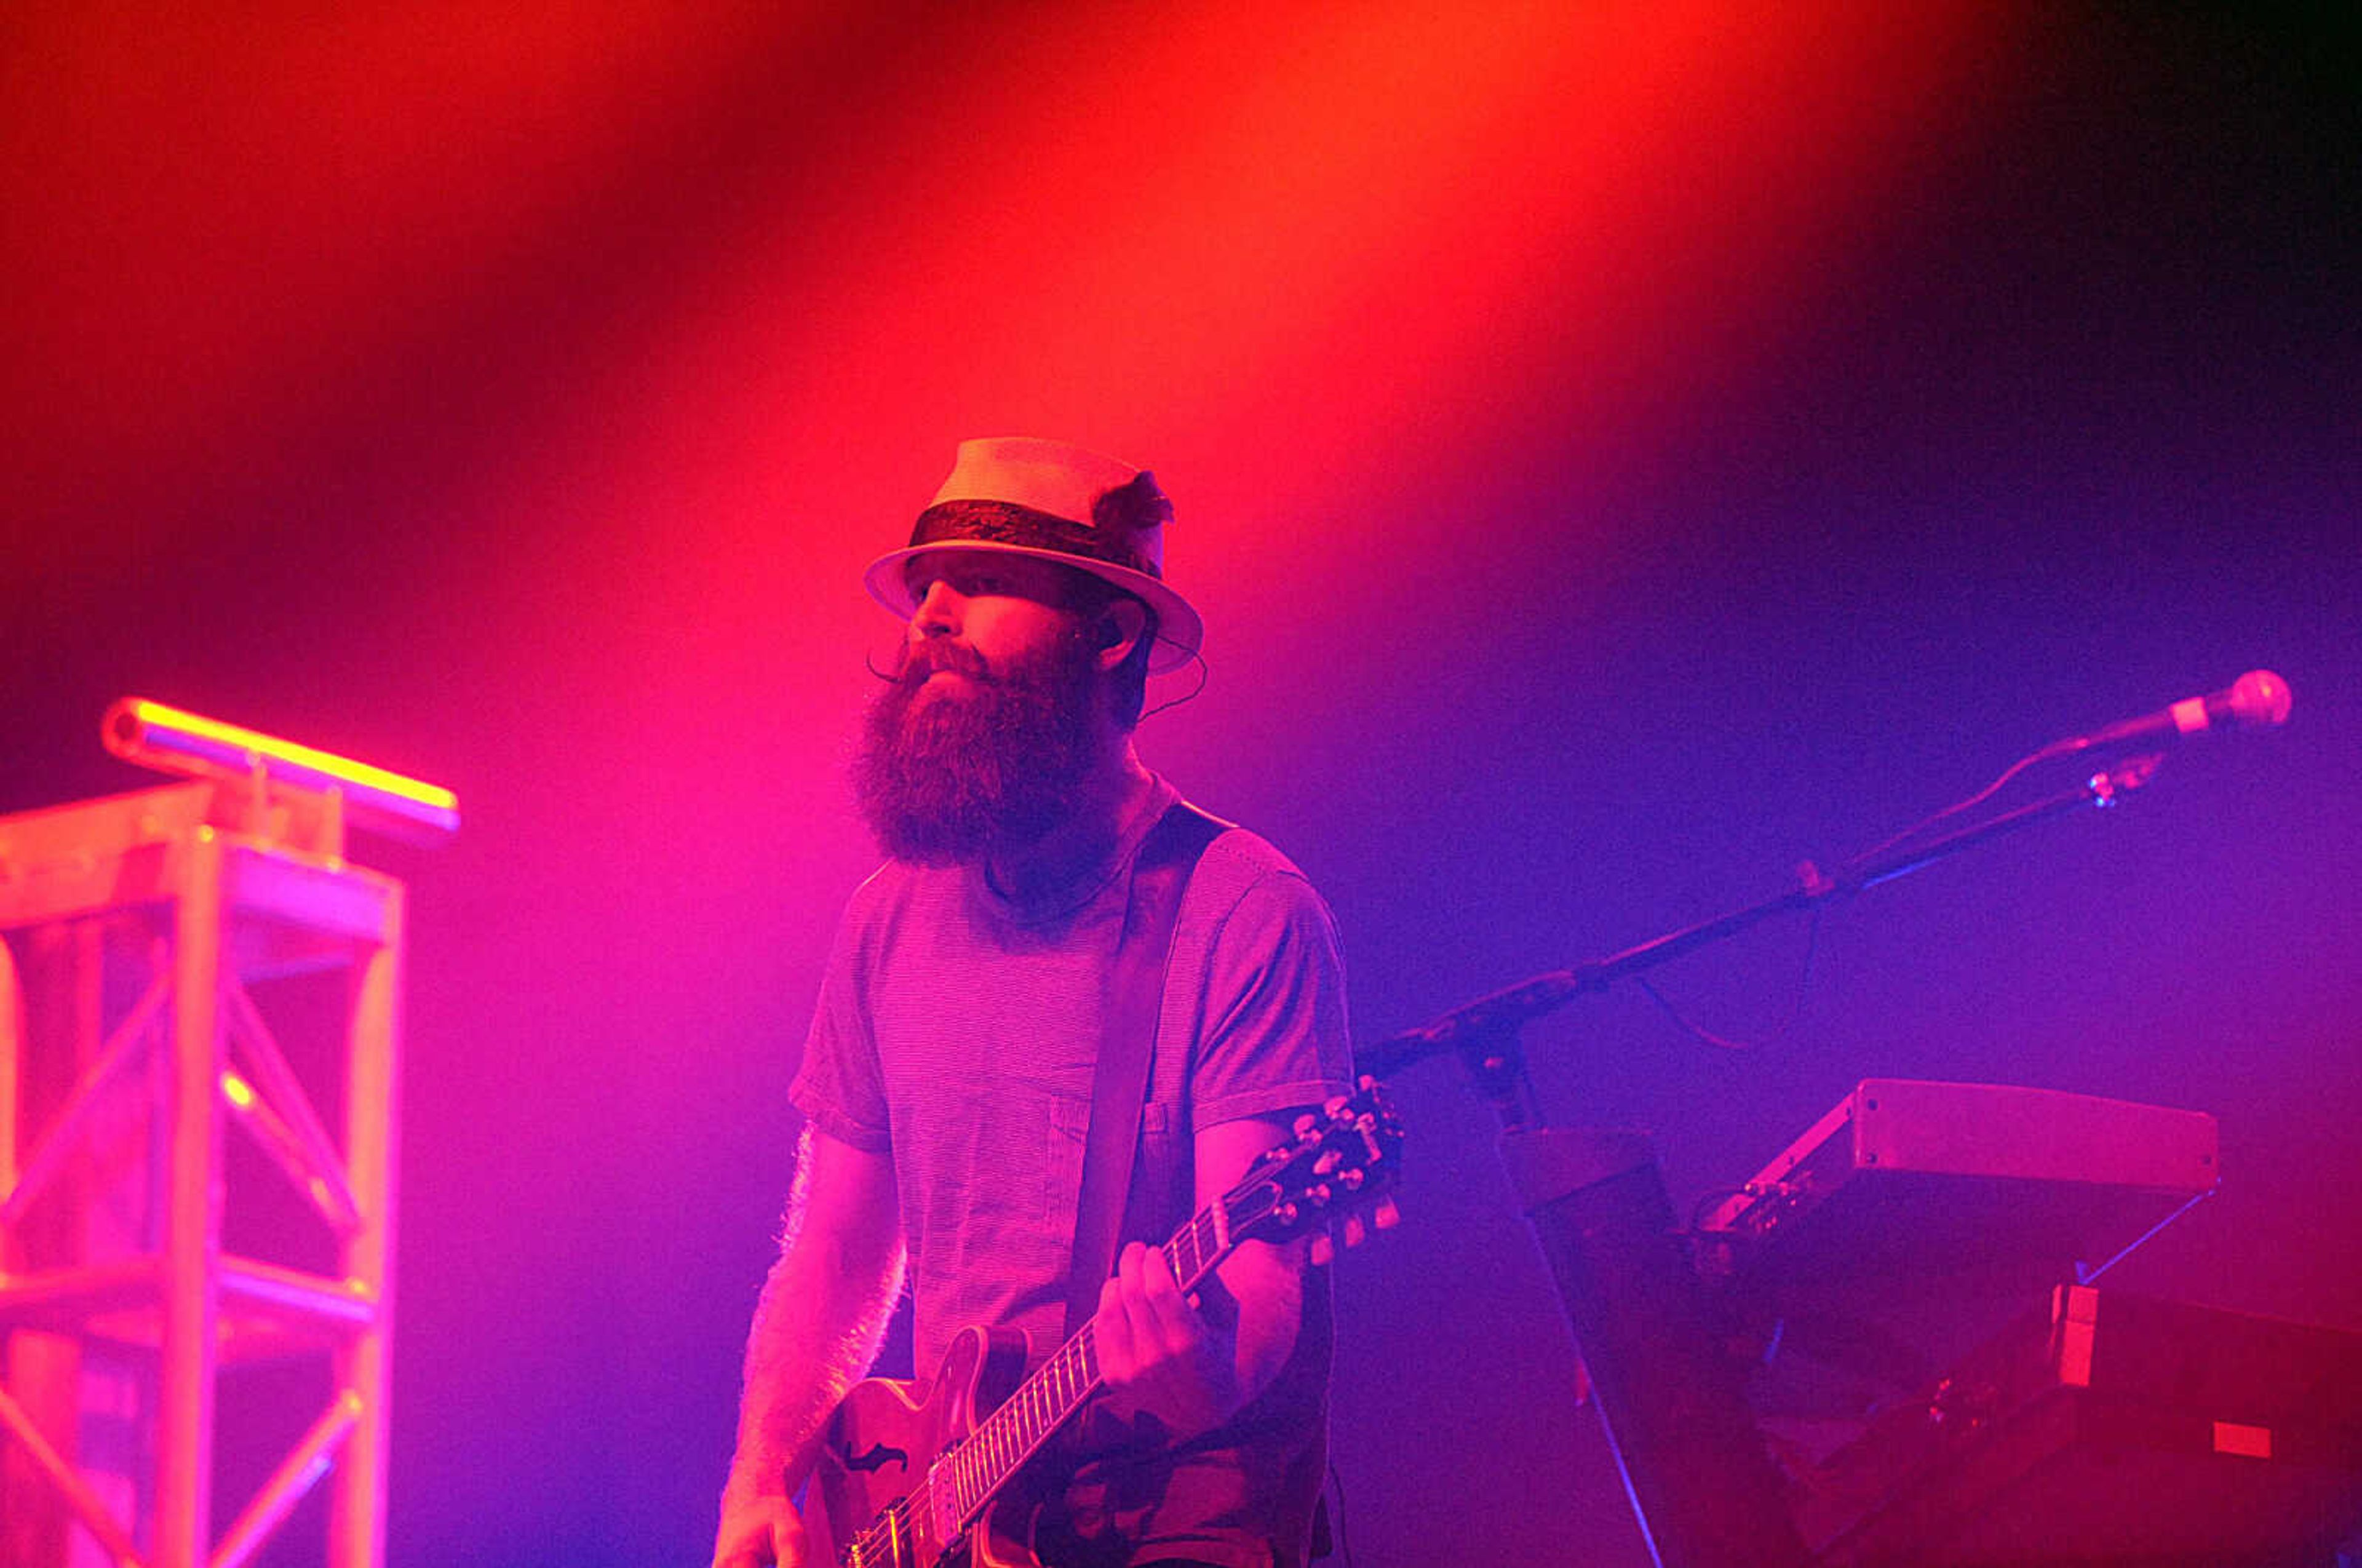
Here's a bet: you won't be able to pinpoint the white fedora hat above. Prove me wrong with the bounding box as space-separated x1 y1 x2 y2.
864 436 1204 672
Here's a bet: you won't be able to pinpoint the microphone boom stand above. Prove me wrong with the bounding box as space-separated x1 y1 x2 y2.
1358 755 2163 1568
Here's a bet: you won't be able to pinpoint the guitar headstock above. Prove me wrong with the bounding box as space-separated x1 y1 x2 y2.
1230 1075 1404 1260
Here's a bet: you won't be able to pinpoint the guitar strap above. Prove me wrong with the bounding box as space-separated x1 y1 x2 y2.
1064 797 1230 1340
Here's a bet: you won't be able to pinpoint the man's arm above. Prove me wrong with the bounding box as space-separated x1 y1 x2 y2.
1091 1110 1309 1440
714 1124 902 1568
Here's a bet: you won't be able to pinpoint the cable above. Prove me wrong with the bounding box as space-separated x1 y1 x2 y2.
1636 904 1823 1053
1137 642 1211 722
1637 976 1759 1052
1845 734 2083 867
1644 730 2117 1055
1324 1456 1356 1568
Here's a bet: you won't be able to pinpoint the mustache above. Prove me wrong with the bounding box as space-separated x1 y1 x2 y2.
890 639 993 688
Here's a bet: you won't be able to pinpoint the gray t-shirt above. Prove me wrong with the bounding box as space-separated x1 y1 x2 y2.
790 779 1354 1566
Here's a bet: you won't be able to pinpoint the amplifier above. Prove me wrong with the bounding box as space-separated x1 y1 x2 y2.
1800 1286 2362 1566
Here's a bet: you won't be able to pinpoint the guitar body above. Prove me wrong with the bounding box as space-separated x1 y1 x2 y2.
811 1325 1043 1568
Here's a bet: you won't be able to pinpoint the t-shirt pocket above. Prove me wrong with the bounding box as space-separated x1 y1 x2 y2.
1043 1090 1092 1236
917 1083 1097 1361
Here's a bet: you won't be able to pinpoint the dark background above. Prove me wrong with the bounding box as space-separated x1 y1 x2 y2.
4 2 2356 1562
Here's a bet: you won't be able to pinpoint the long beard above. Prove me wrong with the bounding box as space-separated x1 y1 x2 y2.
853 630 1100 866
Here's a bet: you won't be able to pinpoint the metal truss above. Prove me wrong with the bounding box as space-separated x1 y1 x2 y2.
1 780 400 1568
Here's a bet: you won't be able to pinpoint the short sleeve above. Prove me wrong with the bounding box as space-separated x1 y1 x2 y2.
787 891 894 1153
1187 867 1355 1129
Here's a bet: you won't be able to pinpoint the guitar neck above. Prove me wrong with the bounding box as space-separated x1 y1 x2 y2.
934 1191 1244 1528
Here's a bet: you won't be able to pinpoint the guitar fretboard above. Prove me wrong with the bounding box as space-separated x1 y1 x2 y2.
935 1196 1240 1525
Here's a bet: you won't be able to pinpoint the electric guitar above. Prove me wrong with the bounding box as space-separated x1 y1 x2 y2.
808 1078 1404 1568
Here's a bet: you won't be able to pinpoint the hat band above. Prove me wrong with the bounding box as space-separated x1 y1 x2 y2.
908 501 1161 582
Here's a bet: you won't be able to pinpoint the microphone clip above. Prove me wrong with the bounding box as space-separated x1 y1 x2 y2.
2089 752 2165 806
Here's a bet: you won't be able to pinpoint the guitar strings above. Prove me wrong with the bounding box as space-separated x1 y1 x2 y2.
942 1201 1243 1525
843 1183 1293 1564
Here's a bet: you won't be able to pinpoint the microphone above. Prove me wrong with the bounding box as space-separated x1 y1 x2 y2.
2075 669 2292 749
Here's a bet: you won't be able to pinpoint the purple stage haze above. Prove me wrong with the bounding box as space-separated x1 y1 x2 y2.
3 4 2356 1563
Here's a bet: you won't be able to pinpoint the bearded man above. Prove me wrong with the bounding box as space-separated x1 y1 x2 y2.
714 439 1354 1568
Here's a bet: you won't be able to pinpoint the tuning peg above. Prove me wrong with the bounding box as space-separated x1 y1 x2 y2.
1294 1111 1319 1138
1309 1234 1335 1266
1340 1214 1368 1250
1372 1198 1401 1230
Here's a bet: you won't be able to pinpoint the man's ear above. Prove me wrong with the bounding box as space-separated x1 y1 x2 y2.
1094 597 1151 669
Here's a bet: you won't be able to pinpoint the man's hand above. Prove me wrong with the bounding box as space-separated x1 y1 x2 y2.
1091 1240 1242 1441
712 1487 809 1568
